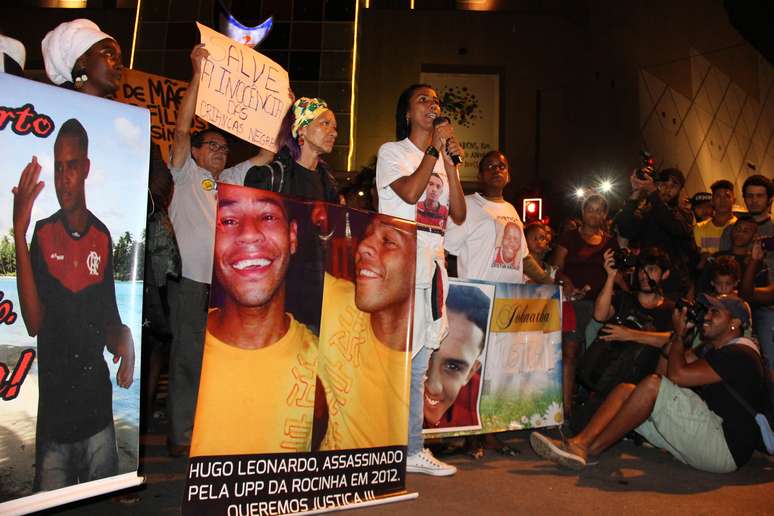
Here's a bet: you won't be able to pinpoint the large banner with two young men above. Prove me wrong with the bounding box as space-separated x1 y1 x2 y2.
0 74 148 514
182 187 416 515
423 280 564 436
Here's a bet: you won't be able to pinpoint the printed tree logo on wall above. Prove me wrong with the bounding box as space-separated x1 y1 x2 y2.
439 85 482 128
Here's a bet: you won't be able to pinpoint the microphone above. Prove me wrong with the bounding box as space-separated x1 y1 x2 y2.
432 116 463 166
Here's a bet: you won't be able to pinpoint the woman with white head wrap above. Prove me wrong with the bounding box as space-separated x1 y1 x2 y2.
41 18 123 98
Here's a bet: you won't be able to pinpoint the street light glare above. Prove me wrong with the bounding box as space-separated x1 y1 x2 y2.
575 188 585 198
600 179 613 193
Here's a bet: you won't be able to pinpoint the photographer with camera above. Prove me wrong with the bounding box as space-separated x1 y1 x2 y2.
532 294 767 473
571 248 675 430
615 167 696 300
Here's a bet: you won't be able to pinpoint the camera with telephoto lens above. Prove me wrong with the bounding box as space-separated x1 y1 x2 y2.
675 297 709 327
636 150 656 180
612 248 638 270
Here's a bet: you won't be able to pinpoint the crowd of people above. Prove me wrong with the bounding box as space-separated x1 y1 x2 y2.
6 17 772 495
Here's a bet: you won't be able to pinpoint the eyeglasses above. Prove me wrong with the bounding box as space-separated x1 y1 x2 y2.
484 163 507 172
202 141 230 153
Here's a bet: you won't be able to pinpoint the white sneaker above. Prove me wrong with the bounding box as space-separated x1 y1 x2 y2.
406 448 457 476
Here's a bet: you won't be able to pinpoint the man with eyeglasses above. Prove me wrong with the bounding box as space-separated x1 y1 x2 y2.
165 43 274 456
444 149 551 457
445 150 531 283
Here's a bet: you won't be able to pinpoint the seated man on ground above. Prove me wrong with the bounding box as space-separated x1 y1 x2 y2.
531 295 766 473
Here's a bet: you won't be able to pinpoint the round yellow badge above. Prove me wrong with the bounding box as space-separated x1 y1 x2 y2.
201 178 216 191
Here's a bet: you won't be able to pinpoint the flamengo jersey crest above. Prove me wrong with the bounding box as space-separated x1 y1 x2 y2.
86 251 101 276
36 215 110 293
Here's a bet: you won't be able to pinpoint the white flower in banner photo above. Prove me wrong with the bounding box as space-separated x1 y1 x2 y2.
545 402 563 427
511 415 531 430
530 413 543 428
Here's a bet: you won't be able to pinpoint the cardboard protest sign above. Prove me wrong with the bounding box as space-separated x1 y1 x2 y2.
195 22 290 152
424 281 563 436
115 68 207 163
0 73 148 514
182 190 416 515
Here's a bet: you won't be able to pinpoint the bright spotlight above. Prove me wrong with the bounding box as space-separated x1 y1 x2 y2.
599 180 613 193
575 188 585 198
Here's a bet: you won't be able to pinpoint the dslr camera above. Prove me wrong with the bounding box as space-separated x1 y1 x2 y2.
675 296 709 327
612 248 638 270
635 150 656 180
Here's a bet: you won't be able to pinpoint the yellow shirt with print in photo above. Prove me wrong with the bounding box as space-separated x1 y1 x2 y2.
190 312 319 457
318 274 410 450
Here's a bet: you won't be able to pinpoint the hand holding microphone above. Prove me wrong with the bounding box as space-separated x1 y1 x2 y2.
432 116 464 166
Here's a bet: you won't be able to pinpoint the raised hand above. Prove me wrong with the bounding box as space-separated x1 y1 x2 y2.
12 156 45 237
444 135 464 167
191 43 209 77
431 119 452 153
603 248 616 277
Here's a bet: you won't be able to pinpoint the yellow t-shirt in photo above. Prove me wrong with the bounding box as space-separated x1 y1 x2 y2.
318 274 410 450
190 313 319 457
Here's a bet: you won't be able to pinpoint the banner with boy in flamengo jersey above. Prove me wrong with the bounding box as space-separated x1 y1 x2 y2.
115 68 208 163
194 22 290 152
182 188 416 515
423 280 563 437
0 73 148 515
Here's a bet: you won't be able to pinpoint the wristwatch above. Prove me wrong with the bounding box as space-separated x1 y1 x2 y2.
425 145 439 159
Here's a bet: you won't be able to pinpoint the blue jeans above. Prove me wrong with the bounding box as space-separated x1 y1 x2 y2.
34 423 118 491
408 345 431 456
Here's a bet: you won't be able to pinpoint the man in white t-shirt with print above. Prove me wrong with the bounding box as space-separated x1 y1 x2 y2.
445 150 528 284
165 43 273 455
376 83 466 476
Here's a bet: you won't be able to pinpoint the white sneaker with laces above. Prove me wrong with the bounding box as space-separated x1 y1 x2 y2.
406 448 457 476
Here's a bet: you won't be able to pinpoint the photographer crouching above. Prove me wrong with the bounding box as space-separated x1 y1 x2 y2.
532 294 768 473
570 247 675 430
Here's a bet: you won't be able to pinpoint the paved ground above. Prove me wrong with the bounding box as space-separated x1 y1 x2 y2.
47 412 774 516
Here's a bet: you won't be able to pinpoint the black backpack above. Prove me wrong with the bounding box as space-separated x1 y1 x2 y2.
576 294 664 395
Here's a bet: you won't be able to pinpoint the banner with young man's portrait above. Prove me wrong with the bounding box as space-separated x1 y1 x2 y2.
423 280 564 436
182 186 416 515
0 73 148 514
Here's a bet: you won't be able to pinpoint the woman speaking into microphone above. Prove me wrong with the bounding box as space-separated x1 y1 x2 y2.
375 84 466 476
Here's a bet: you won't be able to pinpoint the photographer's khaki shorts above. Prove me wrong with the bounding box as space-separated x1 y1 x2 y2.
635 377 737 473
